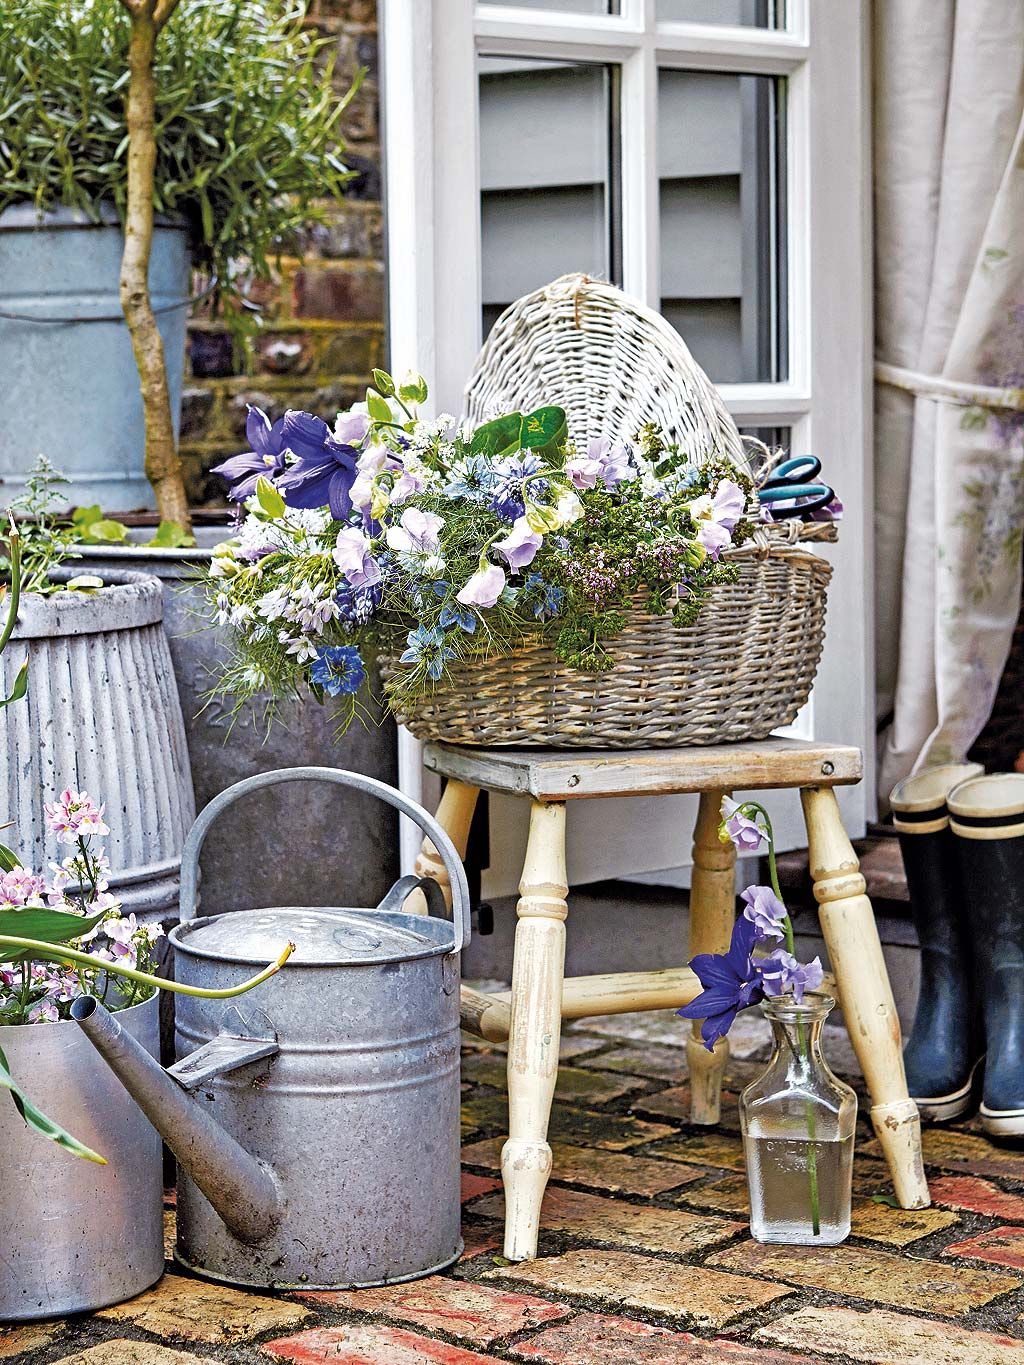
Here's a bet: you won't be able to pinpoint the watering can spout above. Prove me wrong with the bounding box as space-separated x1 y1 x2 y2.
71 996 281 1245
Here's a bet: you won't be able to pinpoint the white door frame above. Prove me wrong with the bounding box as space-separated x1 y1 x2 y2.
381 0 873 882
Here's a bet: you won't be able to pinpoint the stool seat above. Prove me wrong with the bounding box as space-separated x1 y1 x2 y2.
413 736 929 1262
424 737 862 799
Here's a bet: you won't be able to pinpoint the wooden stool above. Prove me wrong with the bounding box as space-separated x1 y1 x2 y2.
412 737 930 1261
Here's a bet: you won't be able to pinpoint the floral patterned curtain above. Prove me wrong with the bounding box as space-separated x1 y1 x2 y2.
875 0 1024 802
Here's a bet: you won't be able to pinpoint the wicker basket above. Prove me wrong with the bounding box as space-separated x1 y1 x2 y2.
382 522 834 749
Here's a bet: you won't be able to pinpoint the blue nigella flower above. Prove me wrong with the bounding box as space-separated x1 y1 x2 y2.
310 644 366 697
439 602 477 634
400 625 456 682
212 405 288 501
676 916 765 1050
488 453 547 522
444 455 499 502
523 574 565 621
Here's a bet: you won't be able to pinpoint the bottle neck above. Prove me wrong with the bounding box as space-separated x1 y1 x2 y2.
763 995 833 1075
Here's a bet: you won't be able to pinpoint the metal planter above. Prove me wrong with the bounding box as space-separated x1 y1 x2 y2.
0 204 189 512
0 994 163 1321
0 570 196 926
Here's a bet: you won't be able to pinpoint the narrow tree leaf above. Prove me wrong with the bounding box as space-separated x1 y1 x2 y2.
365 390 393 424
255 478 285 520
0 662 28 709
0 1042 105 1164
370 368 395 397
0 906 109 946
0 844 18 874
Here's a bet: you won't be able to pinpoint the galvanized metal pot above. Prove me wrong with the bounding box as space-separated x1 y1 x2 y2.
74 766 471 1291
0 203 189 511
0 569 196 927
0 994 164 1321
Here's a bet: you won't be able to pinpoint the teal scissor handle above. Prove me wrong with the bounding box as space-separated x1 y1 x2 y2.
758 456 834 518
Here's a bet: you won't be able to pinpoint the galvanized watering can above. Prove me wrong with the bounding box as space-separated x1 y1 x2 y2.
73 766 471 1291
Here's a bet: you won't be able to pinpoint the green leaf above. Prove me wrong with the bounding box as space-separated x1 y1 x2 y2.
70 504 103 532
0 844 18 874
370 368 395 397
959 406 988 432
0 661 28 709
64 575 104 592
254 479 285 520
0 905 109 948
520 406 567 453
82 518 129 544
0 1041 105 1164
398 374 428 405
366 390 393 424
471 412 523 459
870 1193 900 1208
148 521 197 549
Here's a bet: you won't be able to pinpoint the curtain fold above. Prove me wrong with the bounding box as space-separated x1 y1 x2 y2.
874 0 1024 802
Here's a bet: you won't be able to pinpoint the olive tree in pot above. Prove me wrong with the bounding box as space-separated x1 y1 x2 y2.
0 0 356 521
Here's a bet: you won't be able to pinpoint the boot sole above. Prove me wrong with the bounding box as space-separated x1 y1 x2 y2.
911 1059 984 1123
980 1105 1024 1138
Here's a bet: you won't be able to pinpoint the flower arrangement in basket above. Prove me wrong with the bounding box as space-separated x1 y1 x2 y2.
203 369 839 746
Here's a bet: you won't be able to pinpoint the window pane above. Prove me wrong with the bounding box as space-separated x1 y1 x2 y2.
658 69 786 384
479 57 620 337
479 0 615 12
657 0 783 26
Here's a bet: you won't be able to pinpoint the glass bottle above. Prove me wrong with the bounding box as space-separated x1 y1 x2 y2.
739 993 857 1245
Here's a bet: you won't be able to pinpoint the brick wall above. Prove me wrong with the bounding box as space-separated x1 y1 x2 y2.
180 0 384 508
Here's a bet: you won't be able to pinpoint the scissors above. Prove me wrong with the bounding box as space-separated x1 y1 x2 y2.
756 456 835 520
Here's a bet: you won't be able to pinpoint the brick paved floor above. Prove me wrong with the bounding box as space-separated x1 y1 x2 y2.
10 1009 1024 1364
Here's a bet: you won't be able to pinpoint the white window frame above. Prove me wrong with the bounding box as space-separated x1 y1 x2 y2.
382 0 873 879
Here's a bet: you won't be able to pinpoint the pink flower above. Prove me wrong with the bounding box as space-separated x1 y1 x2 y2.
332 527 382 588
43 789 110 844
494 517 542 570
456 563 507 609
385 507 444 556
0 866 46 907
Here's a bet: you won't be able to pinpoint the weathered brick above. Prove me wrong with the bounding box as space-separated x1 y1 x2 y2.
179 386 216 440
0 1324 62 1360
577 1043 688 1082
298 1276 570 1346
97 1273 312 1344
864 1127 1024 1181
485 1248 792 1327
757 1304 1024 1365
163 1208 176 1261
461 1053 645 1106
930 1174 1024 1222
460 1228 503 1260
188 329 236 379
511 1311 815 1365
644 1132 747 1171
708 1239 1021 1316
263 1324 502 1364
292 263 384 321
461 1035 601 1062
462 1171 502 1203
944 1226 1024 1270
631 1084 738 1124
472 1186 742 1256
462 1137 702 1197
320 327 384 377
53 1345 212 1365
460 1096 674 1150
255 332 316 377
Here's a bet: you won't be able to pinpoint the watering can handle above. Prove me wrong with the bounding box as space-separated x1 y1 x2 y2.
178 766 472 951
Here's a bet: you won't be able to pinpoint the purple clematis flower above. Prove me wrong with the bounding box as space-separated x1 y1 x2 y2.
212 406 288 501
757 949 825 1003
677 915 765 1050
740 884 788 942
276 411 361 522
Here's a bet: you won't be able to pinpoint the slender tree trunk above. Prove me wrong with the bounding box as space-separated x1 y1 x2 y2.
119 2 190 528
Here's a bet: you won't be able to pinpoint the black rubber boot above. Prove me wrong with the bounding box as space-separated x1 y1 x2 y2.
949 773 1024 1139
891 763 984 1122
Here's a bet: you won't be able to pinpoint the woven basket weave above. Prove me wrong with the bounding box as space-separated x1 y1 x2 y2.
382 523 834 749
383 274 833 748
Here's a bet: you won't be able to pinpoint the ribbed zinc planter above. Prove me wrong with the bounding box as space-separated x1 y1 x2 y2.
0 203 189 511
0 994 163 1320
0 569 196 925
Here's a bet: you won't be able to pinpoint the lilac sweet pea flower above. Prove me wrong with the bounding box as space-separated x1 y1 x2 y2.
494 517 542 570
587 435 636 487
457 562 507 609
677 916 764 1050
566 451 603 490
332 527 381 588
740 884 788 942
691 478 746 558
385 507 444 556
211 406 288 502
334 409 371 446
721 797 769 853
276 411 361 521
758 949 825 1003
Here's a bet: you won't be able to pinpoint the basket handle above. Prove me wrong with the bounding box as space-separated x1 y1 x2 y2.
178 766 471 952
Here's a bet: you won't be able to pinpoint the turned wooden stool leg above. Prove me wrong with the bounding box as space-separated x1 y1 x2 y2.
687 788 735 1124
801 786 930 1210
501 800 568 1261
407 779 479 914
